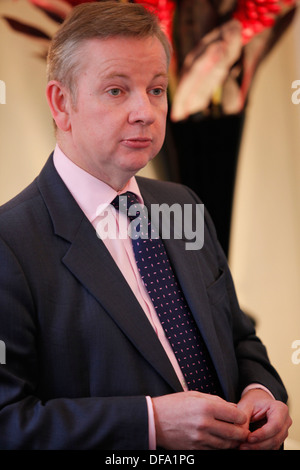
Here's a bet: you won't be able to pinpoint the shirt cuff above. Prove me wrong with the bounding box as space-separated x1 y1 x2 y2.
145 396 156 450
242 383 275 399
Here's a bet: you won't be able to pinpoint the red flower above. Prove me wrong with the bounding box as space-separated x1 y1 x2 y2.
64 0 98 5
134 0 176 43
233 0 296 44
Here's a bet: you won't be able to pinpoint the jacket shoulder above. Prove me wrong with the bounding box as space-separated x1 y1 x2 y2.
136 176 202 204
0 179 39 215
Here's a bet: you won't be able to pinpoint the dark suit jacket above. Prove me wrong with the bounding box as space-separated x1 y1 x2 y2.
0 155 287 449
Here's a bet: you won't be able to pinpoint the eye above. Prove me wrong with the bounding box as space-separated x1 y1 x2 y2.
149 88 164 96
108 88 122 96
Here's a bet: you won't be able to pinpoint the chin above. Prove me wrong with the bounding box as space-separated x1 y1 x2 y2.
122 154 155 174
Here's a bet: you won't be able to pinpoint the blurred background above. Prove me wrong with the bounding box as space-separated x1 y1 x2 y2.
0 0 299 448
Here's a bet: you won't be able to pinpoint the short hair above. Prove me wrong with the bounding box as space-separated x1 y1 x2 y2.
46 1 172 100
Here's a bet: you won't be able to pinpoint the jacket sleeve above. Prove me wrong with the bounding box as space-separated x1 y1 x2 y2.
183 184 288 403
0 236 149 450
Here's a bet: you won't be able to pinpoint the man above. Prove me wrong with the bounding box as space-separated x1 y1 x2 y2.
0 2 292 450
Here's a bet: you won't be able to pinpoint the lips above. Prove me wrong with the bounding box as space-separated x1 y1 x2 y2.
121 137 152 149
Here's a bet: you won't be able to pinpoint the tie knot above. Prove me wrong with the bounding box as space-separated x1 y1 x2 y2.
111 191 145 223
111 191 148 227
111 191 153 240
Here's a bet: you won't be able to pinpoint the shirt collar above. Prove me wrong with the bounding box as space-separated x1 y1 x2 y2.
53 144 143 224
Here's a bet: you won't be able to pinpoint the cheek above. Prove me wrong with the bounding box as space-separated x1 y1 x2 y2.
72 108 111 142
156 115 167 143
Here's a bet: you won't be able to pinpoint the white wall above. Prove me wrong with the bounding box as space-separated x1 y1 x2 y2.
230 9 300 448
0 0 56 204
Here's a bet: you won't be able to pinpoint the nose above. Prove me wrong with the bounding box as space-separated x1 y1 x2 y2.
127 91 156 126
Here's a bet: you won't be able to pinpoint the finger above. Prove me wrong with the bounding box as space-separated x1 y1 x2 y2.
212 419 250 443
240 414 292 450
200 435 242 450
213 401 248 426
249 406 291 442
240 436 283 450
195 421 248 450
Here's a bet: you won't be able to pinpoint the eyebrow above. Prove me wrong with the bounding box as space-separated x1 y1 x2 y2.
101 72 169 81
153 72 169 81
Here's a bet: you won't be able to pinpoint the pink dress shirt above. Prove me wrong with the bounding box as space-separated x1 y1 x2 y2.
53 144 273 449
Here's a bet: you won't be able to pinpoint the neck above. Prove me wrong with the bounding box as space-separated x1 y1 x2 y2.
56 138 132 191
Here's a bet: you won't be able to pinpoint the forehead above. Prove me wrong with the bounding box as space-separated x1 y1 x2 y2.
77 36 168 77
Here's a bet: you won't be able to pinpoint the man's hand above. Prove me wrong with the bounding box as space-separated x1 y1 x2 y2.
152 391 249 450
237 389 292 450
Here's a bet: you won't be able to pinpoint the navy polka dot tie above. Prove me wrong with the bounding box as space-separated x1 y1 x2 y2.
112 191 222 395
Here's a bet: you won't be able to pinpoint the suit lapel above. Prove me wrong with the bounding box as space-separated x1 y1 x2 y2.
37 156 182 393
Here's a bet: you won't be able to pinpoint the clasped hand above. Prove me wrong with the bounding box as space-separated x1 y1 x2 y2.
152 389 292 450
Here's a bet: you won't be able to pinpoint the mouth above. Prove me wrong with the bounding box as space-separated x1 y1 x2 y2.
121 137 152 149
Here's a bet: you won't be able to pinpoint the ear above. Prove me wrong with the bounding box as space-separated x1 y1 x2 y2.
46 80 72 132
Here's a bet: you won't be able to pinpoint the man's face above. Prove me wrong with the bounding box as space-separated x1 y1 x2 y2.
63 36 169 190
